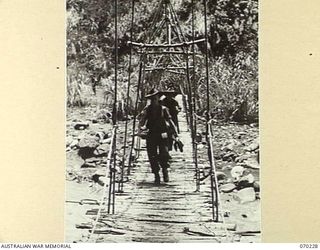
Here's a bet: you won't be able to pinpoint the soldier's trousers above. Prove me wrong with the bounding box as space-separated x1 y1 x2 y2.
146 133 170 174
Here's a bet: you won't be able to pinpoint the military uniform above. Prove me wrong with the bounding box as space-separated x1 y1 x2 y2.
139 89 174 184
161 95 180 151
161 96 180 133
141 104 171 174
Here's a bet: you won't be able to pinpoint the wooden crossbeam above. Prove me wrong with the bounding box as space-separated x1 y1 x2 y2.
138 51 197 55
145 66 194 71
138 50 186 55
145 63 192 68
167 70 187 75
128 38 205 48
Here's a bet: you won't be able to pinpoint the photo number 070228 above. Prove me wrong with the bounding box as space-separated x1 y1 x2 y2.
65 0 259 243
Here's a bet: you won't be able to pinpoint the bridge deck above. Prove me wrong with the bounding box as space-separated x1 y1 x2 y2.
83 96 230 243
65 95 260 243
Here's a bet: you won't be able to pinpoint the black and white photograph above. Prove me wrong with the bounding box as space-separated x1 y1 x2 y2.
65 0 259 243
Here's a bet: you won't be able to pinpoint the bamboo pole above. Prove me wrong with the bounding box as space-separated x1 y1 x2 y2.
145 66 194 71
128 38 205 48
127 56 145 175
120 0 135 193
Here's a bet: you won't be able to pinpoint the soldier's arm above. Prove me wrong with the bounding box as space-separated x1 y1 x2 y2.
164 106 172 120
138 106 148 128
174 99 181 112
164 107 178 137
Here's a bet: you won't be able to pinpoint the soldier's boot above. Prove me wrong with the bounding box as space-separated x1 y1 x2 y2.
154 173 160 185
162 168 169 182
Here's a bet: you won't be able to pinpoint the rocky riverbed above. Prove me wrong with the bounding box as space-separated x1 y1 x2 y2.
66 106 260 243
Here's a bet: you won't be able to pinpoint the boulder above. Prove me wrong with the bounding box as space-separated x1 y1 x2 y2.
78 136 100 149
69 139 79 149
101 138 112 144
95 131 106 141
94 144 110 156
222 151 237 161
235 154 251 163
245 140 259 152
239 173 255 184
92 173 106 186
96 109 112 124
242 158 260 169
78 136 100 159
216 171 227 180
230 166 244 181
221 143 235 152
86 157 102 164
221 139 238 152
236 173 255 190
233 187 256 203
74 122 89 130
223 211 230 217
66 136 73 147
104 132 111 139
195 133 202 143
220 183 237 193
236 131 247 139
81 161 96 168
253 181 260 192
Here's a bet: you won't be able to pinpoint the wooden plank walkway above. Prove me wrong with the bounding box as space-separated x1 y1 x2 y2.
82 95 233 243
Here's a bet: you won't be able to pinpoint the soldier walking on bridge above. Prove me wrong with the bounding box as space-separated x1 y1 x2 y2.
160 90 181 133
160 90 181 152
139 88 178 185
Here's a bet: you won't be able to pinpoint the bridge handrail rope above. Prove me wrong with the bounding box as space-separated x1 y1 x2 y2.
127 55 146 175
134 48 148 161
87 127 116 242
185 46 194 134
120 0 135 192
208 120 231 240
201 0 223 223
185 45 201 192
207 121 219 222
109 0 118 216
191 0 200 191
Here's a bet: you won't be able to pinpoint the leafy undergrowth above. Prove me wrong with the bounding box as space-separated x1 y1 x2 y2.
66 0 258 123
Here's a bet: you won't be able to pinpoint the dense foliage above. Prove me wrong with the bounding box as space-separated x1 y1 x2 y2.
67 0 258 122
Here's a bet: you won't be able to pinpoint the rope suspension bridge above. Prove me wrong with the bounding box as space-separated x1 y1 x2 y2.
84 100 232 243
66 0 259 243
